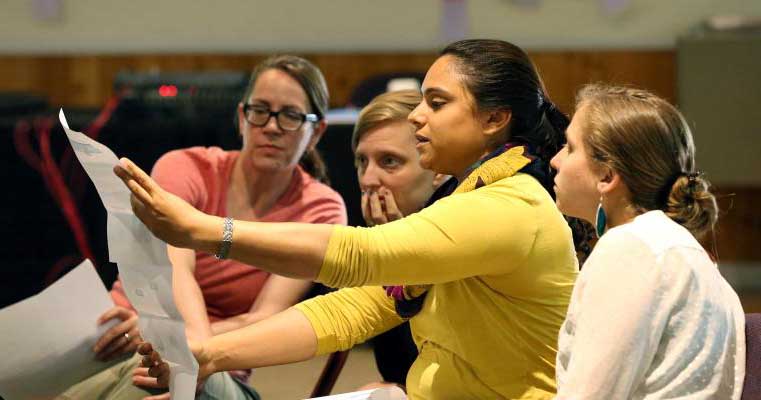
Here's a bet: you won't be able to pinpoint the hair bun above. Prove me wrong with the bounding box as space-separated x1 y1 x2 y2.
664 173 718 239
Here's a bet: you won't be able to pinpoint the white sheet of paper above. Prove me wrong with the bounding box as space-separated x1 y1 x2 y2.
59 109 198 399
107 210 171 267
57 118 131 214
0 260 124 399
308 386 407 400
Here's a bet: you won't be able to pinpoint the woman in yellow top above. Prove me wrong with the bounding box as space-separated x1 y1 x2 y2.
117 39 579 399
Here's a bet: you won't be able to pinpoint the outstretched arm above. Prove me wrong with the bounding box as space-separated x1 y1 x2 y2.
114 158 330 280
140 307 318 386
141 286 403 386
115 157 538 287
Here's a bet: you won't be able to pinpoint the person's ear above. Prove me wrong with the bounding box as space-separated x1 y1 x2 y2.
432 173 450 190
307 120 327 151
237 103 246 137
596 165 621 196
481 109 512 138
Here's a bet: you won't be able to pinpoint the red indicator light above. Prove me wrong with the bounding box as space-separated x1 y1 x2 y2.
158 85 178 97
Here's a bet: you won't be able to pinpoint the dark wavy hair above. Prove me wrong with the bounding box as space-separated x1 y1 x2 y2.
441 39 568 195
441 39 594 262
393 40 595 318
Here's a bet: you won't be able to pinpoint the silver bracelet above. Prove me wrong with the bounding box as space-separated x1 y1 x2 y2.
215 217 234 259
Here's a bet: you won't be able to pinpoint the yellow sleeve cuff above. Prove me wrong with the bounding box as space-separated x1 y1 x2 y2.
293 286 405 356
293 301 337 356
316 224 343 286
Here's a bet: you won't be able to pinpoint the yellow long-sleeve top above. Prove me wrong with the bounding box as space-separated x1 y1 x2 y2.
295 150 578 399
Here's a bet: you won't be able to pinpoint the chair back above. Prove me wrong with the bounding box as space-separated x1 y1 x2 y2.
310 350 351 397
742 313 761 399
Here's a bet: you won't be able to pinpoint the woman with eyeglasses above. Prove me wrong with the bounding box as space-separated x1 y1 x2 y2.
117 39 579 399
58 55 347 400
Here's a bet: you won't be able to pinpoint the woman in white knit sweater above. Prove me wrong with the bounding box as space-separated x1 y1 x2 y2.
550 84 745 399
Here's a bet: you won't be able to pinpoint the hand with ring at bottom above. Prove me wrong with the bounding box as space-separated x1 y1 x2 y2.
93 305 140 362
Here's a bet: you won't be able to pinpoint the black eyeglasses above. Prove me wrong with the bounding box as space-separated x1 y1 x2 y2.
242 104 319 132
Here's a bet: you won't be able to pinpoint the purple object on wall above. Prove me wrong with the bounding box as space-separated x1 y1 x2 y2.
601 0 630 15
440 0 469 43
31 0 63 21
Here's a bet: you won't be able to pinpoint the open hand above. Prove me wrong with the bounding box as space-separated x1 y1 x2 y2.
113 158 212 249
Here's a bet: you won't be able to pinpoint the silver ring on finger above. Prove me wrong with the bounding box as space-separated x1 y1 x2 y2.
124 332 131 342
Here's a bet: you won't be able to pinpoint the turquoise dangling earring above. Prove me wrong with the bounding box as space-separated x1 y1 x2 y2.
595 199 607 237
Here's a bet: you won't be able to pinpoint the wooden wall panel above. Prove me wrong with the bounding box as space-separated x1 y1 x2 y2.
531 50 675 113
4 51 757 264
0 50 673 112
711 186 761 263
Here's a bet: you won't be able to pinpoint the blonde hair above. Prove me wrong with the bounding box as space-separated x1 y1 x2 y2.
576 84 717 239
351 90 422 151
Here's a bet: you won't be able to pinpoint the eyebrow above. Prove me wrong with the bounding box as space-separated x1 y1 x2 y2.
566 132 579 148
422 87 451 97
249 99 305 111
356 144 403 154
355 146 406 161
375 149 406 159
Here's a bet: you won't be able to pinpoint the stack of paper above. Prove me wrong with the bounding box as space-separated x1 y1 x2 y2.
0 260 125 399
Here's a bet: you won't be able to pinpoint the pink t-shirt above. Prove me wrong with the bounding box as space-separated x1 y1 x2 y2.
111 145 347 320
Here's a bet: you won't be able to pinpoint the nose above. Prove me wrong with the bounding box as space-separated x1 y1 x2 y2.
359 162 382 192
550 147 565 170
407 101 425 131
261 114 283 136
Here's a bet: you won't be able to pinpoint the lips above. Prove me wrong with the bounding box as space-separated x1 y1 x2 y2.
256 143 283 151
415 134 430 144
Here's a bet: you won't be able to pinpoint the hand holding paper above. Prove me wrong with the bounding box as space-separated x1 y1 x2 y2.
135 342 408 400
114 157 217 251
138 341 211 388
0 260 127 399
59 109 198 399
93 305 140 361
